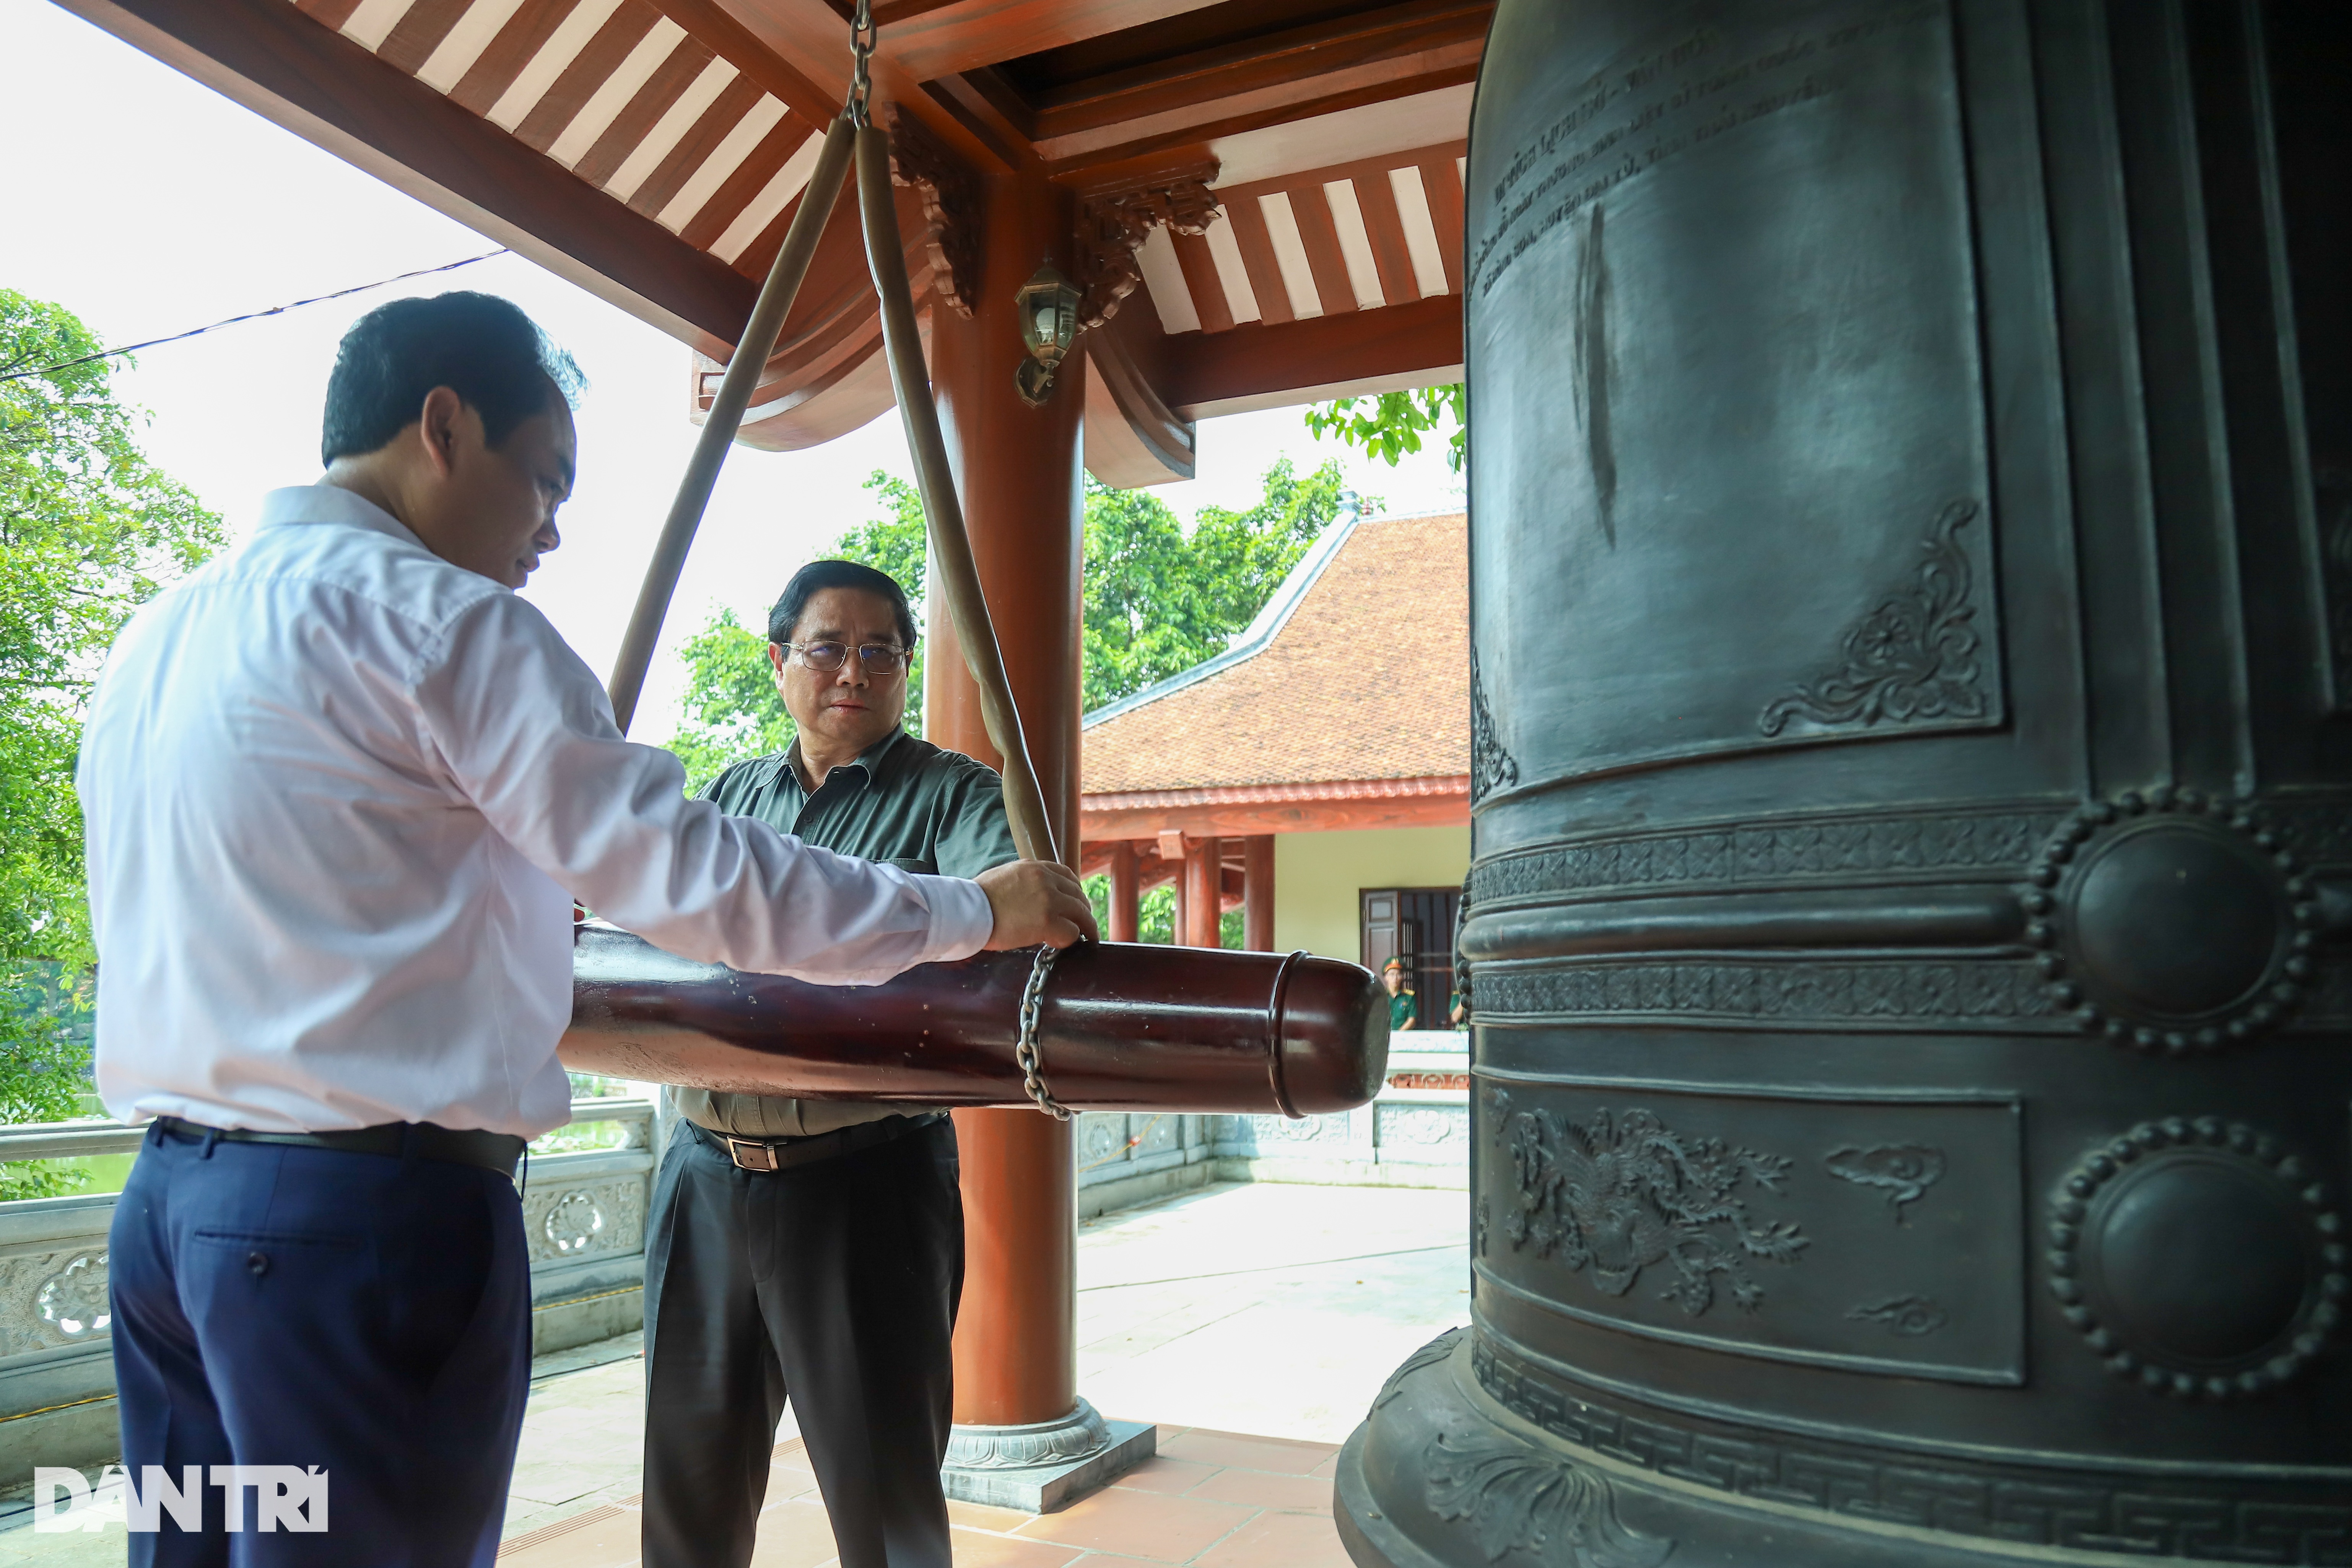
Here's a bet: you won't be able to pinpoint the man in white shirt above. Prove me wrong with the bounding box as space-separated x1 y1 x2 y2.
77 291 1095 1566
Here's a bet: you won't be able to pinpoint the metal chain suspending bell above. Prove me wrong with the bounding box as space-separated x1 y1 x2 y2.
1015 943 1072 1120
846 0 876 126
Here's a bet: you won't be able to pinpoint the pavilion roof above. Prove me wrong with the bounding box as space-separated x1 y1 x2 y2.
73 0 1480 484
1081 508 1467 800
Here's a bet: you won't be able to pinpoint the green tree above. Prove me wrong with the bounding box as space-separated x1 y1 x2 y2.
1082 878 1240 947
1304 383 1465 473
665 608 791 793
666 472 929 793
1 291 225 1187
1082 457 1366 711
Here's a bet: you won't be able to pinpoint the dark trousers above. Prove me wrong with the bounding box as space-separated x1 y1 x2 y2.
108 1122 531 1567
641 1116 963 1568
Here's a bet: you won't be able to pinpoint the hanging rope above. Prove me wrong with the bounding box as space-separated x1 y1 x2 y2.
604 120 858 734
846 6 1074 1118
852 125 1059 865
597 0 1077 1113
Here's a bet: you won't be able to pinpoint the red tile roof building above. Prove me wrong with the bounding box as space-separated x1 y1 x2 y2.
1078 509 1470 943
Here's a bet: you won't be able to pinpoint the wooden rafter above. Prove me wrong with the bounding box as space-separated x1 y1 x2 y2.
73 0 1481 467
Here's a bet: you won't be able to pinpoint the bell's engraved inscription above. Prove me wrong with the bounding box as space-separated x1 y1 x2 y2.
1475 2 1942 299
1824 1143 1946 1222
1502 1104 1807 1315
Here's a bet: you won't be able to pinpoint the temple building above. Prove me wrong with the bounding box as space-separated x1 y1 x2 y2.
1078 505 1470 994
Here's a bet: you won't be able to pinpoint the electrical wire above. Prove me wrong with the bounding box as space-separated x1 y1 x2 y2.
0 249 511 385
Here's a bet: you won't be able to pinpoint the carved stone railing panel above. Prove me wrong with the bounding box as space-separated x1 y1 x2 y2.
520 1153 650 1265
1078 1112 1132 1171
0 1100 660 1420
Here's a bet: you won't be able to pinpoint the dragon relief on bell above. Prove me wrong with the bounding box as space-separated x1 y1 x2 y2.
2020 788 2321 1054
1498 1100 1807 1316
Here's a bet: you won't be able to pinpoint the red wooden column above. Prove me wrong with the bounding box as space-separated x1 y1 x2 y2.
1243 835 1275 951
1106 842 1140 944
1182 834 1223 948
925 166 1085 1433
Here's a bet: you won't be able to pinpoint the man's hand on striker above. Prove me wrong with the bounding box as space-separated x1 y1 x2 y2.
977 860 1100 950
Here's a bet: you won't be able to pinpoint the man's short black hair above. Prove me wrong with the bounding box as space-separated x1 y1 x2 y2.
768 560 919 650
320 292 583 465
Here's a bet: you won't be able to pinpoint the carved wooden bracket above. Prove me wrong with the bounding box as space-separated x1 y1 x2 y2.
886 106 980 318
1076 164 1222 331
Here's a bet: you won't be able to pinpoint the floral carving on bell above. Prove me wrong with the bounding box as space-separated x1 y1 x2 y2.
1758 499 1988 737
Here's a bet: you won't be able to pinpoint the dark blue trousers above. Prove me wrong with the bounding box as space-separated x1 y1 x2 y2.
108 1123 532 1566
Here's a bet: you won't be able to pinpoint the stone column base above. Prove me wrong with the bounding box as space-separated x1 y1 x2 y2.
942 1397 1155 1513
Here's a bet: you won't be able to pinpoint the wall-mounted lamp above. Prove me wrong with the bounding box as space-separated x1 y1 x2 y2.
1014 262 1082 407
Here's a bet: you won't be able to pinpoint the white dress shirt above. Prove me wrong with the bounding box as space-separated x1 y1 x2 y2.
77 484 994 1137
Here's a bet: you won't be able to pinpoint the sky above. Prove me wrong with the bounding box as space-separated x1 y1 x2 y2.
1 0 1465 737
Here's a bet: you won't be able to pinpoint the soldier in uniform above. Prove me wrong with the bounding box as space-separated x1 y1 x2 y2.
1383 956 1419 1032
641 558 1017 1568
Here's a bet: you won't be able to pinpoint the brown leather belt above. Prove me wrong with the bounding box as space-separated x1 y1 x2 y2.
689 1112 944 1174
153 1116 527 1179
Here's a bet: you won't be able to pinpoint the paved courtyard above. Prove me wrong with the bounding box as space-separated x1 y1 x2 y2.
2 1181 1469 1564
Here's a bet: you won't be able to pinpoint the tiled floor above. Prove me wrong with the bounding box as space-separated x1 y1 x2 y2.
495 1426 1352 1567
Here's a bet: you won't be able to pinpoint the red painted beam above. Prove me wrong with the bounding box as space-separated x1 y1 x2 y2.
1082 786 1470 841
1157 293 1462 415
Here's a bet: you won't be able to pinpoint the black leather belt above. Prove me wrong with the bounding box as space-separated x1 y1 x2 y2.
690 1112 944 1174
153 1116 527 1179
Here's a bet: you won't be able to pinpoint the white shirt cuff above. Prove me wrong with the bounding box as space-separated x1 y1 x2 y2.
915 873 995 963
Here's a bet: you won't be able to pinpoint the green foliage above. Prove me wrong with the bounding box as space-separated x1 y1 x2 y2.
1082 457 1367 712
666 608 793 795
666 472 929 794
1082 876 1241 948
836 472 927 732
0 965 97 1199
531 1075 636 1153
1304 384 1466 473
836 471 929 602
0 289 225 1154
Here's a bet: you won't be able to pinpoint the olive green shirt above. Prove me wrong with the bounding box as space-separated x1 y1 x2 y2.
671 728 1018 1139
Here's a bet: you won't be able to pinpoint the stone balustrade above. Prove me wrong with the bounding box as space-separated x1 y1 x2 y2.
0 1098 661 1486
1076 1032 1470 1217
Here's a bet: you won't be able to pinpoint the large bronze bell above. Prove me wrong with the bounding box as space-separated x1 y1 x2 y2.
1338 2 2351 1564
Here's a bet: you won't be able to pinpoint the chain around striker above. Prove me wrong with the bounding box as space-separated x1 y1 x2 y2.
847 0 877 125
1015 943 1073 1121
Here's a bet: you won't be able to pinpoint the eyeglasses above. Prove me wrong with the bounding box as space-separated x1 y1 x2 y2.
783 641 910 674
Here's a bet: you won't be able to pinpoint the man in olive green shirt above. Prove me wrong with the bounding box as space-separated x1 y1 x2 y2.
643 559 1022 1568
